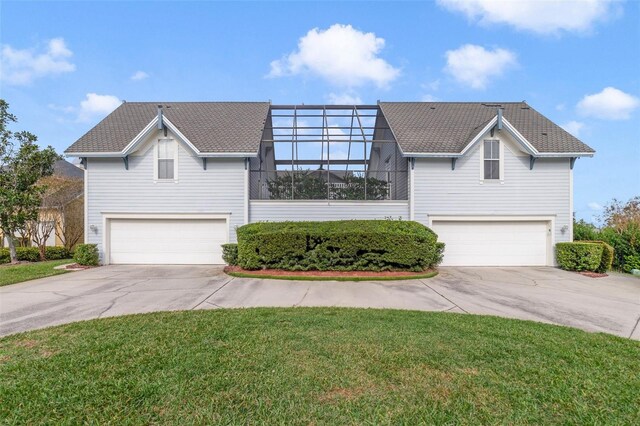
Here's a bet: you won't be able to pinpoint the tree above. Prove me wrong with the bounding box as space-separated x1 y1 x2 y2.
0 100 59 263
39 175 84 250
600 196 640 231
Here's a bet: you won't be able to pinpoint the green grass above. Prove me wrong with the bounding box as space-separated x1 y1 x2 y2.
226 270 438 281
0 259 72 287
1 309 638 424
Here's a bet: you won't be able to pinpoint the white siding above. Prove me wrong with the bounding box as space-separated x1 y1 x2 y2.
413 133 572 245
86 130 245 260
250 201 409 222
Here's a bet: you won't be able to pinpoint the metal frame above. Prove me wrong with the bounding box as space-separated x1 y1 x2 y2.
251 105 408 201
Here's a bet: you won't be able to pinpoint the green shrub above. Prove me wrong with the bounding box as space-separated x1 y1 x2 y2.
556 242 604 272
73 244 99 266
222 243 238 265
622 255 640 273
599 223 640 272
44 246 71 260
573 219 600 241
578 240 614 273
236 220 444 272
0 246 70 263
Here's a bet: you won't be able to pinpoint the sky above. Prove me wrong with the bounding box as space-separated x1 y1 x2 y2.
1 0 638 222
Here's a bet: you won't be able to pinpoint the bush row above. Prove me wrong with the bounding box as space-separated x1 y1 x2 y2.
0 246 71 264
574 220 639 272
556 241 613 272
235 220 444 272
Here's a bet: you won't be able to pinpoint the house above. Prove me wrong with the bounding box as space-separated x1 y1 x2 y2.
1 159 84 249
64 102 594 266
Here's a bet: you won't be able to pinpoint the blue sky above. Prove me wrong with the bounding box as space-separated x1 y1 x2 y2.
1 0 638 222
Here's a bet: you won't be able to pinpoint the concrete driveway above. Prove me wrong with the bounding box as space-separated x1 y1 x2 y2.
1 265 639 339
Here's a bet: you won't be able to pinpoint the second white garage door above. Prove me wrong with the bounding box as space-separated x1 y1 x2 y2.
109 218 227 265
431 220 550 266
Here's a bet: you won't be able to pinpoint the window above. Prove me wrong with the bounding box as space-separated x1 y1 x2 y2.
483 140 500 180
157 139 175 180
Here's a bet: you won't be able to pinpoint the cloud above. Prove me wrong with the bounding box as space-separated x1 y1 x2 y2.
444 44 517 89
130 70 149 81
1 37 76 85
577 87 639 120
437 0 619 35
326 92 363 104
421 94 439 102
268 24 400 88
588 202 603 211
561 121 585 137
78 93 121 122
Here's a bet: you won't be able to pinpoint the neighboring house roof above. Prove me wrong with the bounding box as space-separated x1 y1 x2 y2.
65 101 594 157
65 102 270 155
378 102 594 155
53 159 84 180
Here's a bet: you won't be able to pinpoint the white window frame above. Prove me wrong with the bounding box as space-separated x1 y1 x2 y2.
480 139 504 184
154 138 178 183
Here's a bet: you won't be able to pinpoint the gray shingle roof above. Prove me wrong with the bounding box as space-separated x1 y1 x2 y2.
379 102 595 154
53 159 84 179
65 102 270 154
66 101 594 156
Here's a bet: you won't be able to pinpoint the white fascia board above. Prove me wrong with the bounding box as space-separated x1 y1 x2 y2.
500 118 538 156
459 116 500 156
64 152 123 157
121 116 161 156
160 117 201 156
199 152 258 158
535 152 595 158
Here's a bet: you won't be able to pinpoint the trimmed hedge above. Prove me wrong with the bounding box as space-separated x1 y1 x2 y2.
236 220 444 272
586 240 614 273
0 246 71 264
73 244 99 266
556 242 604 272
222 244 238 265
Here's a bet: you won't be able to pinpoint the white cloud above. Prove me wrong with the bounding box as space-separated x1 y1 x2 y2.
561 120 585 137
588 202 603 211
444 44 517 89
421 94 439 102
1 37 75 85
78 93 121 122
268 24 400 88
577 87 639 120
326 92 363 104
437 0 619 35
130 70 149 81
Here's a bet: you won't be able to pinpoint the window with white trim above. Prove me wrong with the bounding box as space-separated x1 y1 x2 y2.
483 140 500 180
157 139 175 180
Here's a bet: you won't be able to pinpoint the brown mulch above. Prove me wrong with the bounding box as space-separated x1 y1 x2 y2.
224 265 433 278
61 263 94 270
579 271 608 278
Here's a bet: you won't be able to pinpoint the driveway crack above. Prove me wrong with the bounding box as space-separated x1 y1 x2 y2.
97 292 130 318
191 277 235 310
420 280 469 313
629 314 640 339
293 285 311 307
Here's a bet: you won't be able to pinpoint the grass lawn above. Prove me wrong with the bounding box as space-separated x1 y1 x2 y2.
1 309 638 424
0 259 72 287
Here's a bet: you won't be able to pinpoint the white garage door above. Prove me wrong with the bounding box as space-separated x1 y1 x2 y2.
431 220 549 266
109 218 227 264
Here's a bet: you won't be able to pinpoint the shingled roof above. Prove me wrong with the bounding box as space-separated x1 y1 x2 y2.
65 102 270 154
378 101 594 154
66 101 594 156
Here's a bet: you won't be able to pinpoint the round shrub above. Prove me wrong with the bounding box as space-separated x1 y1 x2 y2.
73 244 99 266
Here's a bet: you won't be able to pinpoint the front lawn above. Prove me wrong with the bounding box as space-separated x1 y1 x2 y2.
0 259 72 287
1 309 638 424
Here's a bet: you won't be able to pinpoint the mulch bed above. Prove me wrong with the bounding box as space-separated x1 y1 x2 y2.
60 263 94 270
224 266 433 278
578 271 608 278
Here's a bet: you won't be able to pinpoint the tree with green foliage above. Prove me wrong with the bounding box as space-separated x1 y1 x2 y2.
0 100 59 263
